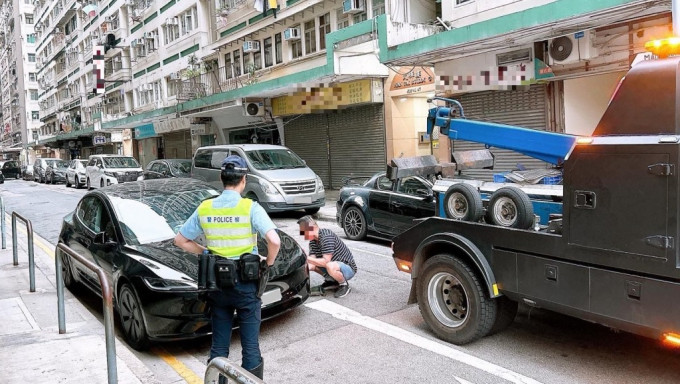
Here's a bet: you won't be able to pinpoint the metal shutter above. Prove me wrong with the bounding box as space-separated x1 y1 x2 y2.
163 131 192 159
284 114 331 187
328 104 386 189
453 84 549 181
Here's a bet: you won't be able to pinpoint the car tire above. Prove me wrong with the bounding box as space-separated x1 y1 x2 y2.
305 207 320 215
443 183 483 222
15 174 19 179
246 192 259 202
342 206 367 240
417 254 497 345
86 178 92 190
488 295 518 335
49 174 55 184
66 177 71 188
118 284 150 350
58 249 79 292
75 177 81 189
485 186 534 229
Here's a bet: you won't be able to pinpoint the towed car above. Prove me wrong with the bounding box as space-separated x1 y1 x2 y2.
336 172 436 240
57 178 310 349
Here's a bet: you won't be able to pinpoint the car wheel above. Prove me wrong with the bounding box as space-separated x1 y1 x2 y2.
15 174 19 179
417 254 497 345
75 177 81 189
443 183 483 222
342 206 367 240
58 249 79 292
246 192 259 202
49 174 54 184
485 187 534 229
305 207 320 215
118 284 150 350
86 178 92 190
488 295 518 335
66 176 71 188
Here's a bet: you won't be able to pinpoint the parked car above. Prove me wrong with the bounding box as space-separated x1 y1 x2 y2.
0 170 4 184
140 159 192 180
22 164 33 180
0 160 21 179
191 144 325 214
45 160 69 184
86 155 143 189
65 159 89 188
34 158 65 183
56 178 309 349
336 172 436 240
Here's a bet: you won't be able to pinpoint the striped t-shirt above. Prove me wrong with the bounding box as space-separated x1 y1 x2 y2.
309 228 358 273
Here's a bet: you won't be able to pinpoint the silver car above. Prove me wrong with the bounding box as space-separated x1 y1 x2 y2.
191 144 325 214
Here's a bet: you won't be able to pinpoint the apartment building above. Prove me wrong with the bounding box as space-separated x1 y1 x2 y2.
0 0 40 163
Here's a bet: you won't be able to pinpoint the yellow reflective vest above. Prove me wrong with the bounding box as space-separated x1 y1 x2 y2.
197 198 256 258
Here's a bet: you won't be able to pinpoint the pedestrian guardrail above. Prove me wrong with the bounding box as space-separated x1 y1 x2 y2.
205 357 264 384
11 211 35 292
56 243 118 384
1 196 6 249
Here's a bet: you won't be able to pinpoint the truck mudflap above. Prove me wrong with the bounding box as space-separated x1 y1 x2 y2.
409 232 500 301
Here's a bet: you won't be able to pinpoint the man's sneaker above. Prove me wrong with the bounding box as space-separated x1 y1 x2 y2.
321 280 340 290
334 284 351 298
310 285 325 296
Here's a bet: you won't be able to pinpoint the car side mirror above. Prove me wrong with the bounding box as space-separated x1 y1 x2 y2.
93 231 116 246
416 189 434 200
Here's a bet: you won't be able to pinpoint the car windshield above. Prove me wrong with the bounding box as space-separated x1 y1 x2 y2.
168 160 192 176
245 149 306 170
103 157 140 168
109 186 219 245
77 160 88 168
47 160 68 169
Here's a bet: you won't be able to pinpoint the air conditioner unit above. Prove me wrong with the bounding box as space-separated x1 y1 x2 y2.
169 72 179 80
342 0 364 14
548 31 599 65
283 28 300 41
243 101 265 117
242 41 260 53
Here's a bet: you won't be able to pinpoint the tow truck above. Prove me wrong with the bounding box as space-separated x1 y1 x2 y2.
391 39 680 346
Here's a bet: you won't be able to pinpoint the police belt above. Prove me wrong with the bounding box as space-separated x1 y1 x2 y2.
198 252 264 291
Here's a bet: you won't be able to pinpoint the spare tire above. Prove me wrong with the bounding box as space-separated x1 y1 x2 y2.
443 183 483 222
485 186 534 229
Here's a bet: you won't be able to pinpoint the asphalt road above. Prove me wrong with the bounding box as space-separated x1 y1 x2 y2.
2 178 680 383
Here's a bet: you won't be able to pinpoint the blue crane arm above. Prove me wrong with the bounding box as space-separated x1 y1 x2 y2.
427 104 577 165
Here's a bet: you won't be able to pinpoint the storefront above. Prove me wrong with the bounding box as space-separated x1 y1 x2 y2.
134 124 161 168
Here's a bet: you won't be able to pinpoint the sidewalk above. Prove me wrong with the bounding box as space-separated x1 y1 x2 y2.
316 189 339 223
0 220 159 384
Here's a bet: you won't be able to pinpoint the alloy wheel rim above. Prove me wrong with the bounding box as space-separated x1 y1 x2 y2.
344 209 363 237
120 289 143 342
447 192 468 219
493 197 517 226
428 272 469 328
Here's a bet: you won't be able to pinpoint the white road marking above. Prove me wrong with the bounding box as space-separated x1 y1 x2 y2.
305 300 544 384
455 376 477 384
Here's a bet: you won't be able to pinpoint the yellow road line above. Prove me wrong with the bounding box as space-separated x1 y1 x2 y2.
151 346 204 384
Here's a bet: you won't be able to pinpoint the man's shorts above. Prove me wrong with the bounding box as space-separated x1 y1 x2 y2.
319 262 355 282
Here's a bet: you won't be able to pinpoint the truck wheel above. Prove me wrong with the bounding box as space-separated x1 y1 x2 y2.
342 206 367 240
417 254 497 344
488 295 518 335
443 183 483 222
485 187 534 229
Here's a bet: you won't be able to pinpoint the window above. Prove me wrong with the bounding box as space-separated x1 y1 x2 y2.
377 176 394 191
263 37 273 68
274 33 282 64
163 22 180 44
353 11 367 24
243 51 252 72
304 20 316 54
397 177 430 195
27 33 36 43
253 46 262 71
179 6 198 36
166 76 177 97
337 9 349 30
25 14 34 24
224 52 233 78
194 149 230 169
30 89 38 100
76 197 111 234
29 72 36 82
28 53 35 62
372 0 385 17
233 49 241 76
318 13 331 50
455 0 472 4
31 111 39 120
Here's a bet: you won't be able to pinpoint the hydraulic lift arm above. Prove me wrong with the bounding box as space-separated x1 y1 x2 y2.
427 97 577 165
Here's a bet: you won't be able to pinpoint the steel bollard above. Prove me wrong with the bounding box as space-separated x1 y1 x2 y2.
205 357 264 384
11 212 35 292
1 196 5 249
56 243 118 384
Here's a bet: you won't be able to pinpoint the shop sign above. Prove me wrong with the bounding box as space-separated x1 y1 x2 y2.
272 79 375 116
154 117 191 134
93 134 107 145
134 124 157 139
190 124 206 135
110 131 123 143
390 67 435 93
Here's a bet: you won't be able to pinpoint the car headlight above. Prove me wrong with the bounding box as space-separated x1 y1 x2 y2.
77 171 86 176
259 179 280 195
104 171 116 177
316 176 324 192
143 277 197 291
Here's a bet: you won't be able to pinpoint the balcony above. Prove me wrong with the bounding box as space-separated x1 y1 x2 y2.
177 66 252 101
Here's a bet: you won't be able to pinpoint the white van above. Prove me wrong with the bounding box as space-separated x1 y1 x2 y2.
191 144 325 214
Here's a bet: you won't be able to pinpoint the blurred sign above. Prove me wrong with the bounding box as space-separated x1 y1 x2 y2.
390 67 434 92
93 134 106 145
190 124 206 135
110 131 123 143
272 79 376 116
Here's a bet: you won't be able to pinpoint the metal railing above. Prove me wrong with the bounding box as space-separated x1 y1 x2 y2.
56 243 118 384
1 196 6 249
12 212 35 292
205 357 264 384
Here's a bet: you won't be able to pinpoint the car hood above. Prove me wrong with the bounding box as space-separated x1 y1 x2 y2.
255 167 317 182
104 167 143 173
126 239 198 282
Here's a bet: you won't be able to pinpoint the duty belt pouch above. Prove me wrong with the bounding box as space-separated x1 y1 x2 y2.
214 258 237 289
239 253 261 282
198 253 209 290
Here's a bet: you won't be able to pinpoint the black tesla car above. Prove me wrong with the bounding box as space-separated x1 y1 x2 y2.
57 178 309 349
336 172 436 241
139 159 192 180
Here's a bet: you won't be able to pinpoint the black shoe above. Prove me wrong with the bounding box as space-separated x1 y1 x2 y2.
334 284 351 298
321 280 340 290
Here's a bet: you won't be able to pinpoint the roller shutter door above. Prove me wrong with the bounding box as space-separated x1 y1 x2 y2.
453 85 549 181
163 131 192 159
284 114 331 187
328 104 386 189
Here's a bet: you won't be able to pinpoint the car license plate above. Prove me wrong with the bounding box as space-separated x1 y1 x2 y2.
261 288 282 307
293 196 312 204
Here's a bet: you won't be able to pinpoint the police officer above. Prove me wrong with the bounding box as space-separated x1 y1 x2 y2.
174 155 280 380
